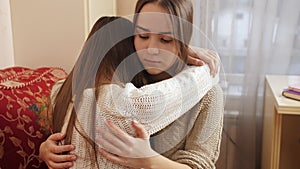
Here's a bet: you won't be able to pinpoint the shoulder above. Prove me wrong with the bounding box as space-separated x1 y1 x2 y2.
50 79 65 103
187 85 224 143
201 85 224 106
193 85 224 125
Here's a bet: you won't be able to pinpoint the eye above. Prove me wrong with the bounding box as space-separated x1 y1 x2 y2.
160 37 173 44
138 33 149 39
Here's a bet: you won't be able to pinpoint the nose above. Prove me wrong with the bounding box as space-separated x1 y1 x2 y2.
147 37 159 55
147 48 159 55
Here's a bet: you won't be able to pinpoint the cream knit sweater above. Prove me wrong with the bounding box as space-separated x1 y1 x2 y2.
51 65 222 168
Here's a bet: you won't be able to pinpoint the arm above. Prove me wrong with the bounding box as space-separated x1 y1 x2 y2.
97 85 224 169
39 81 76 169
39 133 76 169
97 120 192 169
168 85 224 169
48 52 219 137
94 65 219 135
187 47 220 77
40 62 220 168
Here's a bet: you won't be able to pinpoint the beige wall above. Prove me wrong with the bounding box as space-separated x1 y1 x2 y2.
10 0 87 72
9 0 119 72
116 0 137 16
8 0 135 72
88 0 116 29
0 0 14 68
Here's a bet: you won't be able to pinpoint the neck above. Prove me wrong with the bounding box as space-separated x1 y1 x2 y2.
146 65 178 83
148 72 172 83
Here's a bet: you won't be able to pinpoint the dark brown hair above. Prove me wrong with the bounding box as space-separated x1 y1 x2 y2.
52 16 136 168
133 0 194 77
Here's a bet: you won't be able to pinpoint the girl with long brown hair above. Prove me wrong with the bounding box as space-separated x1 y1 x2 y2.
95 1 224 168
39 0 223 168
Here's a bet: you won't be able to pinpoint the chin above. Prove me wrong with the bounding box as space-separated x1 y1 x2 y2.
145 68 163 75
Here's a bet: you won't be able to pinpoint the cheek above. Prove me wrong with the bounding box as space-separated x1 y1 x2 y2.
134 36 140 50
162 45 179 69
134 36 146 52
134 38 144 62
162 42 178 56
165 55 178 67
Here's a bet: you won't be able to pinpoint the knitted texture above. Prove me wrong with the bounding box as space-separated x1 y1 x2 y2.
53 65 221 168
160 85 224 169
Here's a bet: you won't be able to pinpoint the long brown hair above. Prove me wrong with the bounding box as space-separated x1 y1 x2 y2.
133 0 194 79
52 16 136 168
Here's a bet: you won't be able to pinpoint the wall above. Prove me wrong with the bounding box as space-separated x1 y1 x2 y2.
88 0 116 30
7 0 133 72
0 0 14 68
10 0 87 72
116 0 137 16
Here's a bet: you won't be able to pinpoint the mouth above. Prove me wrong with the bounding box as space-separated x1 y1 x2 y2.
144 59 161 64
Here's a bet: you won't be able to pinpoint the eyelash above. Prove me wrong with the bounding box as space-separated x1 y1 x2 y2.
138 34 173 44
139 34 148 39
161 38 173 44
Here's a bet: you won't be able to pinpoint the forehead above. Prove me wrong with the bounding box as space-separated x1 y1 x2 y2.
136 3 173 33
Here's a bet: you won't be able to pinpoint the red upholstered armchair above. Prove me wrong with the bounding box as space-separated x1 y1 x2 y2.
0 67 67 169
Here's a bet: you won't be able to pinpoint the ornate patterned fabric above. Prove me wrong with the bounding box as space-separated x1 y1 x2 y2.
0 67 67 169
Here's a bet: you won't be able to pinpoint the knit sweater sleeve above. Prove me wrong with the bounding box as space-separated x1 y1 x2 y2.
96 65 219 135
169 85 224 169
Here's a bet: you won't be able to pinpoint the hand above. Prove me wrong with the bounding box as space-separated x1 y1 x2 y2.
187 46 220 77
96 120 158 168
39 133 76 169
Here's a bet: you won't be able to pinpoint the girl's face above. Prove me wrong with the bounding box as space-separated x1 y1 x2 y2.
134 3 179 75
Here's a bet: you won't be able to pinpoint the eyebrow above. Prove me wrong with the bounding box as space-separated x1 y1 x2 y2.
136 25 172 35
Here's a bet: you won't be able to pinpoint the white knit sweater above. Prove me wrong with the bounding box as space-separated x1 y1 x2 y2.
51 65 219 168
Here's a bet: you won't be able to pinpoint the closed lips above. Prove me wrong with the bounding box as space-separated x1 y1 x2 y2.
144 59 161 63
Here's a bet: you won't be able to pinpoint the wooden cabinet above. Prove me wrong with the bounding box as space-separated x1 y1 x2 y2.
262 75 300 169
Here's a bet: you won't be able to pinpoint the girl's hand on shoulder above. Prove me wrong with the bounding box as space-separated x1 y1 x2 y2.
187 46 220 77
39 133 76 169
96 120 158 168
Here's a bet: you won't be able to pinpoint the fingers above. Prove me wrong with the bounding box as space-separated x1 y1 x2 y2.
96 127 127 155
205 50 220 76
46 145 76 169
47 153 76 169
187 47 205 66
96 134 123 155
186 56 205 66
131 121 148 139
202 53 217 76
49 153 76 163
40 135 74 159
51 144 75 154
187 47 220 77
46 133 75 153
48 160 74 169
99 148 128 166
104 120 131 144
40 133 76 169
48 133 66 142
196 49 218 76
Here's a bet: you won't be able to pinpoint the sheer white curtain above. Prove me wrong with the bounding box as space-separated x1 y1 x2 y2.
193 0 300 168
